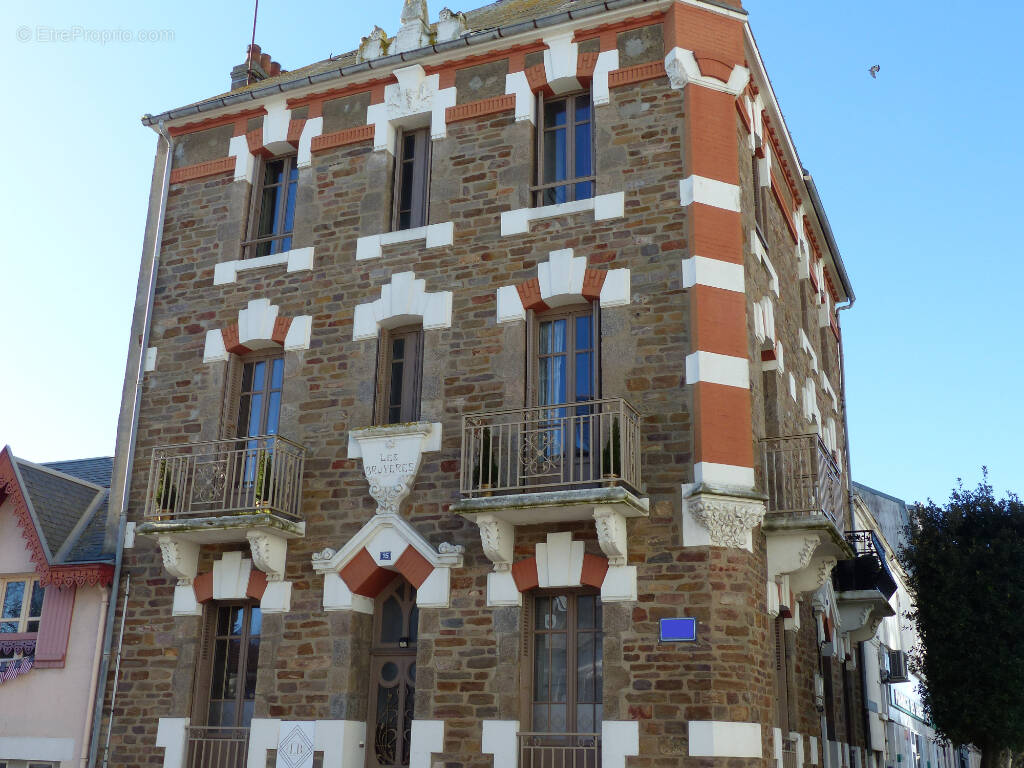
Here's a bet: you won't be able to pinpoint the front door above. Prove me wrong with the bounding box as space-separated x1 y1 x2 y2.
367 578 419 768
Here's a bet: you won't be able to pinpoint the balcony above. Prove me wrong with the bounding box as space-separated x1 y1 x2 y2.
519 732 601 768
834 530 898 599
136 435 306 543
762 434 846 535
761 434 853 613
185 726 249 768
834 529 897 642
453 398 648 524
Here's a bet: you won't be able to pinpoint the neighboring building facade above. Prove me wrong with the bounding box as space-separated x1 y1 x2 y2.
851 484 981 768
99 1 891 767
0 449 116 768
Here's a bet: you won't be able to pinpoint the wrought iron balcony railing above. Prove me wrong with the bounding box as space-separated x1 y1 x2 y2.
761 433 845 534
144 435 305 522
460 398 642 498
185 726 249 768
519 732 601 768
835 530 898 599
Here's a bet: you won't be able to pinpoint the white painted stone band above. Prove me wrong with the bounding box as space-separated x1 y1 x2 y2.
144 347 158 372
693 462 756 490
213 246 315 285
481 720 520 768
355 222 455 261
501 191 625 236
680 175 741 213
685 350 750 389
602 721 640 768
409 720 445 768
688 720 763 758
682 255 745 293
352 271 453 341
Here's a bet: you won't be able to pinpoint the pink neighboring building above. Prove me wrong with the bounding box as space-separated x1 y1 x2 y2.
0 448 116 768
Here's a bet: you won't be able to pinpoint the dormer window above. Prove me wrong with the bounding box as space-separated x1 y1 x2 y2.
245 155 298 258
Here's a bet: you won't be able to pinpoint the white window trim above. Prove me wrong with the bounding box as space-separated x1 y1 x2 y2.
212 246 315 286
500 191 624 236
0 575 42 634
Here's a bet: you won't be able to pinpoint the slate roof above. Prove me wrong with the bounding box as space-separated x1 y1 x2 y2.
12 457 114 565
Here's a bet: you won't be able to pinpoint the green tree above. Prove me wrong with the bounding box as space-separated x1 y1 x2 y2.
899 474 1024 768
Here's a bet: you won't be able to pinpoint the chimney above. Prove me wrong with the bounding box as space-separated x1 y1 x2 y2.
229 43 285 91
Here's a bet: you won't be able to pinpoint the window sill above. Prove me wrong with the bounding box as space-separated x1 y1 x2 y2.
500 192 624 236
212 246 315 286
355 222 455 261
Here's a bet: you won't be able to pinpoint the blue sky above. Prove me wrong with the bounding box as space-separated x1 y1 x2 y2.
2 0 1021 505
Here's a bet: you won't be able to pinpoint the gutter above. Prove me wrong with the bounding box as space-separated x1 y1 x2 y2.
140 0 744 127
86 122 175 768
803 172 854 303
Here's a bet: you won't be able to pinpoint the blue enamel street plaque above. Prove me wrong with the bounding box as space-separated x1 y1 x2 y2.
659 617 697 642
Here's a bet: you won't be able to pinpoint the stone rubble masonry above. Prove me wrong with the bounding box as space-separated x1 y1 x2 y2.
102 3 861 768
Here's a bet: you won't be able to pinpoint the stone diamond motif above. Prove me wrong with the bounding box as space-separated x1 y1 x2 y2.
277 723 315 768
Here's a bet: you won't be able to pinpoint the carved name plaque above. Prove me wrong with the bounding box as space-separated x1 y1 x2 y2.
348 422 442 515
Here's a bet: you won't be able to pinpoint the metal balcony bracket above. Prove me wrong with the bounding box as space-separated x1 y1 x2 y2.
156 535 199 585
680 483 766 551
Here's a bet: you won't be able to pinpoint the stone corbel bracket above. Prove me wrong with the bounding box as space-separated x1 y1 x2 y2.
664 47 750 96
312 512 463 613
680 483 766 551
157 535 199 585
348 421 442 515
246 530 289 582
765 530 837 618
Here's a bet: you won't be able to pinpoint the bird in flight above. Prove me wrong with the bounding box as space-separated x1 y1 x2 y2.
869 65 880 79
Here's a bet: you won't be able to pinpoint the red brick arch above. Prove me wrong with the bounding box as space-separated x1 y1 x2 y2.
510 553 609 593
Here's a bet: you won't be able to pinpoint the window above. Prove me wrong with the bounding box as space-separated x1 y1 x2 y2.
368 578 418 768
525 592 603 735
194 603 262 729
245 154 298 258
393 128 430 230
0 576 44 634
752 144 767 235
236 356 284 440
375 327 423 425
534 92 594 206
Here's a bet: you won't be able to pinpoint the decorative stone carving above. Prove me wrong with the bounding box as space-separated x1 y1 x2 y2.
437 542 464 555
593 506 628 566
348 423 442 515
435 8 467 43
664 47 750 96
393 0 431 55
246 530 288 582
683 491 765 550
366 65 457 150
157 535 199 584
311 547 336 565
475 514 514 571
358 26 389 62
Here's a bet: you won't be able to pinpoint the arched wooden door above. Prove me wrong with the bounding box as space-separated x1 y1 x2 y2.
367 578 419 768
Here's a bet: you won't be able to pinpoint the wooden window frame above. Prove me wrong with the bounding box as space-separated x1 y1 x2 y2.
191 601 262 729
526 301 600 409
242 153 299 259
520 589 604 735
392 128 431 231
0 575 44 635
234 354 286 440
752 140 768 237
374 326 424 425
532 90 596 207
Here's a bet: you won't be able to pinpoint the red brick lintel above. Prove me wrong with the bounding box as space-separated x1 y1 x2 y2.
311 124 375 153
608 60 665 89
445 94 516 124
169 157 235 185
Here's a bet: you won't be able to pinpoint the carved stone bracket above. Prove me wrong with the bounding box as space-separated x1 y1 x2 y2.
348 422 442 515
246 530 289 582
681 486 766 551
475 514 514 571
664 47 750 96
593 506 628 566
837 589 895 644
157 535 199 585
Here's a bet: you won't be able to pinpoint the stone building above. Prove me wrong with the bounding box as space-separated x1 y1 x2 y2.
99 1 879 767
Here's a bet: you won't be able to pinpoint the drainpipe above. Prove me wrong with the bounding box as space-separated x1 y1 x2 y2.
79 588 109 768
86 121 175 768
